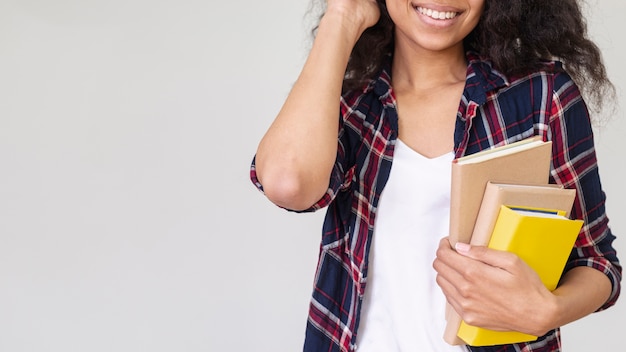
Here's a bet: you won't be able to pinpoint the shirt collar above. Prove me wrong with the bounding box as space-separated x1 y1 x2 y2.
464 51 509 105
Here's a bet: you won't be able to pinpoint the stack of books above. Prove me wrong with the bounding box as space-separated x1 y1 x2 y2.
443 136 583 346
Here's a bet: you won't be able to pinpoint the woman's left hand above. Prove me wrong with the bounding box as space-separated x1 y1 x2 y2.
433 238 558 336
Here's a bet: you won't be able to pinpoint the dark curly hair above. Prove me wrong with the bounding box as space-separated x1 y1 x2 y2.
314 0 614 117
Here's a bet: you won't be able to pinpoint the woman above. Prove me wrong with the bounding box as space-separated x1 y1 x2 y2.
250 0 622 351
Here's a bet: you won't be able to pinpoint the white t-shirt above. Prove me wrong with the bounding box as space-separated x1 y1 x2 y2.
356 139 466 352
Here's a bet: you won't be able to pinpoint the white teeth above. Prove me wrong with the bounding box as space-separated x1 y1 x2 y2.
416 6 458 20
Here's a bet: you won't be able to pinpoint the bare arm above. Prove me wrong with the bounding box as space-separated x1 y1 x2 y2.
549 266 612 329
254 1 379 211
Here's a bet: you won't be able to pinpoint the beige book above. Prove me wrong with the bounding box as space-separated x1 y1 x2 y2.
448 136 552 246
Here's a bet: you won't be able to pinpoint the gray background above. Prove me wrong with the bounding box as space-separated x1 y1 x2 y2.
0 0 623 351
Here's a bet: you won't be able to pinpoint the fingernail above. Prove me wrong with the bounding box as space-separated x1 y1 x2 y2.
455 242 471 253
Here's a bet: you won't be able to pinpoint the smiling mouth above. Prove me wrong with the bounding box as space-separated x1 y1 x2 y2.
415 6 460 20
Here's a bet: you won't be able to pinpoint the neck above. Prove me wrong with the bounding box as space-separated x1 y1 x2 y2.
391 43 468 93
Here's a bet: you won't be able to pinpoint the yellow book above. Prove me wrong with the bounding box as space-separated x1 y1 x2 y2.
457 205 584 346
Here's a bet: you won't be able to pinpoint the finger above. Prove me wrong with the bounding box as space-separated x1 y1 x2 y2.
433 246 484 302
454 242 523 274
435 239 488 276
433 248 471 286
435 271 465 315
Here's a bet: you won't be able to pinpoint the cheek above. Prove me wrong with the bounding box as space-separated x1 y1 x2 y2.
466 9 485 33
471 0 486 23
472 0 486 10
385 0 414 21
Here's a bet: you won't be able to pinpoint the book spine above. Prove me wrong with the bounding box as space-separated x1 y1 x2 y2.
448 162 466 247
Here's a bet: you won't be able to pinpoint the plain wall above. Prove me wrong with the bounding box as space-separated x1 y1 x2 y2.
0 1 623 351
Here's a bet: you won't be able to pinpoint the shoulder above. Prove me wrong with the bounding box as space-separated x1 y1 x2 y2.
485 61 583 115
509 62 585 121
505 60 581 100
467 52 578 97
468 55 587 130
501 62 590 133
515 60 568 81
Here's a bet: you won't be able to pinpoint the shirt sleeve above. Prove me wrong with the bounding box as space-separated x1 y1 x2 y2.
548 72 622 310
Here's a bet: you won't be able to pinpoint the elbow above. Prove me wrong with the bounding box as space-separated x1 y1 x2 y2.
258 170 326 211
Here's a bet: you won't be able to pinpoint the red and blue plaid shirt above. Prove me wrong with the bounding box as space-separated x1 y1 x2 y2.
250 52 621 352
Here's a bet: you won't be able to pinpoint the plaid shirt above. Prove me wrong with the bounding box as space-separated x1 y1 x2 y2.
250 52 621 352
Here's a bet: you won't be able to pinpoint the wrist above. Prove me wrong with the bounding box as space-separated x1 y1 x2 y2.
532 292 561 337
317 11 365 49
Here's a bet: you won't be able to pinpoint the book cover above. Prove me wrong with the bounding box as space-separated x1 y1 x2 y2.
456 205 583 346
445 137 552 345
448 136 552 246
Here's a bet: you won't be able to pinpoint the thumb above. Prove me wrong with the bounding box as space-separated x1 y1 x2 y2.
455 242 513 270
454 242 482 257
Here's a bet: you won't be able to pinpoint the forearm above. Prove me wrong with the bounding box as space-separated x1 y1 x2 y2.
544 266 612 332
255 13 364 210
